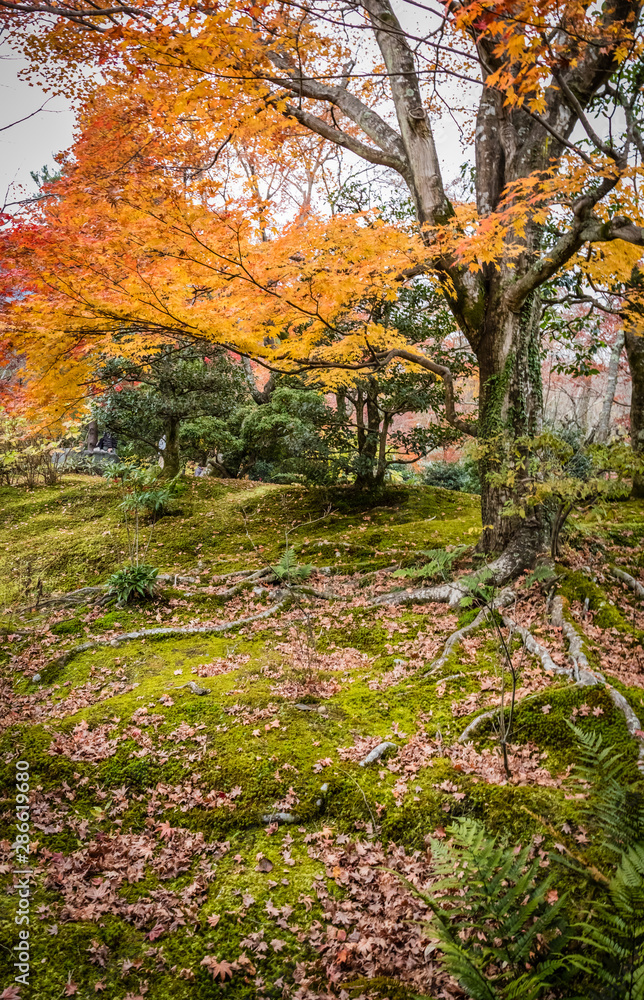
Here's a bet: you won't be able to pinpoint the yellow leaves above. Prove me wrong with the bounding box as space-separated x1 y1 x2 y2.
4 169 434 416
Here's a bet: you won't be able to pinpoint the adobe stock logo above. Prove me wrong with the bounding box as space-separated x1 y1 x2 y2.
12 760 32 989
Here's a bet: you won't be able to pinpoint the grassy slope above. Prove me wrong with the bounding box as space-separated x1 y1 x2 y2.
0 476 481 598
0 477 643 999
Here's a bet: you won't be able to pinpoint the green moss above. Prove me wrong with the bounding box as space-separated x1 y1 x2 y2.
467 684 640 775
2 477 643 998
560 570 641 634
50 617 84 636
344 977 422 999
0 478 481 599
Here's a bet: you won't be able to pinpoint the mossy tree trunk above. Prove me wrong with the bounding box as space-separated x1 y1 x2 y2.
625 321 644 499
163 416 181 478
476 292 544 552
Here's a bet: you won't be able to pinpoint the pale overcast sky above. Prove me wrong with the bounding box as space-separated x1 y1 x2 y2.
0 49 75 203
0 3 467 206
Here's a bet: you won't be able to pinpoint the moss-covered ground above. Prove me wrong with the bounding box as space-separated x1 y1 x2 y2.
1 476 643 999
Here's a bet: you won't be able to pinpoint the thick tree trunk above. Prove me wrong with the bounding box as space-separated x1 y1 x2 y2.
477 292 544 552
163 417 181 478
86 419 98 450
354 381 381 488
595 331 625 443
624 324 644 498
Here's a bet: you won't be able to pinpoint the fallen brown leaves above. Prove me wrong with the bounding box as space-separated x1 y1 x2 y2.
295 829 461 997
47 720 118 762
41 827 228 934
443 741 567 788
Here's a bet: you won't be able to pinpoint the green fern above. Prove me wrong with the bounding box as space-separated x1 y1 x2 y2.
564 724 644 999
270 546 313 584
392 545 468 581
411 818 570 1000
567 723 644 854
572 842 644 999
389 728 644 1000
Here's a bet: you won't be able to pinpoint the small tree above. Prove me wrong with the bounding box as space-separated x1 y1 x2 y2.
91 341 248 476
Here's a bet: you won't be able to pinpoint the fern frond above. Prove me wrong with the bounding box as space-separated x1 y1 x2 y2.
567 722 644 853
413 819 570 999
573 840 644 999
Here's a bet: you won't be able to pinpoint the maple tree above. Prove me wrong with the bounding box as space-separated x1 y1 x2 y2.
1 0 644 575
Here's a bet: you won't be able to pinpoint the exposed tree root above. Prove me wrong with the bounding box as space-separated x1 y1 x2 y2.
373 523 543 607
358 741 397 767
42 596 287 671
499 614 570 678
423 589 515 677
457 690 560 743
210 567 268 584
548 595 644 767
550 596 593 683
19 585 111 611
611 565 644 600
456 595 644 767
458 708 500 743
215 569 276 600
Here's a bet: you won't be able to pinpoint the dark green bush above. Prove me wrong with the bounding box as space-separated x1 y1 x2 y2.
423 458 480 493
106 563 158 604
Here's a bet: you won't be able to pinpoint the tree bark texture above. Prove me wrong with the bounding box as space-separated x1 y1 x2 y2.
86 419 98 450
477 293 544 550
624 323 644 498
354 381 383 488
596 331 625 443
163 416 181 478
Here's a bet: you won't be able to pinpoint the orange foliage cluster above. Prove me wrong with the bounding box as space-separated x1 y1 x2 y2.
0 0 642 423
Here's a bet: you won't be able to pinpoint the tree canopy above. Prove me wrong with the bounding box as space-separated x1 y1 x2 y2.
1 0 644 562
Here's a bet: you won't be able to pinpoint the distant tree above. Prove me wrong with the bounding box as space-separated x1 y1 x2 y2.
232 284 473 487
324 285 473 488
92 342 248 476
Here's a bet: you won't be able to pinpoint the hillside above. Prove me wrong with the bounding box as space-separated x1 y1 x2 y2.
1 476 643 999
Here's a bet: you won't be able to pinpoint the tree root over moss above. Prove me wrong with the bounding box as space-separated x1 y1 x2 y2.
373 523 543 607
19 585 112 611
457 595 644 768
550 596 593 683
423 590 515 677
41 595 288 671
550 595 644 767
611 565 644 600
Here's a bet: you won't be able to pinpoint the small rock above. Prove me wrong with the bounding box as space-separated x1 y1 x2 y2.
110 639 120 646
261 811 298 825
187 681 209 695
31 673 41 683
393 658 407 666
359 741 397 767
316 798 322 807
294 703 326 714
320 783 328 793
